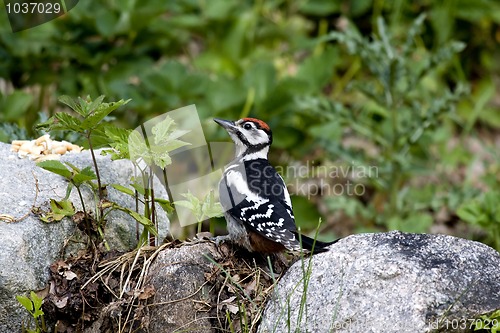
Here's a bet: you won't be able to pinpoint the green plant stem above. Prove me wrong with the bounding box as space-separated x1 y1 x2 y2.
86 131 104 203
97 226 110 250
75 185 87 217
239 87 255 119
140 170 153 245
296 231 311 333
388 169 401 217
135 190 140 241
387 56 400 218
332 58 361 99
75 185 93 237
149 168 157 246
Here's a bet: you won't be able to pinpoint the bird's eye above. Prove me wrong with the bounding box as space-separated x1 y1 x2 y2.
243 123 253 130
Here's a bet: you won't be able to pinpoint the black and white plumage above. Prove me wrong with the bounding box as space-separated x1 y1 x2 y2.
214 117 336 253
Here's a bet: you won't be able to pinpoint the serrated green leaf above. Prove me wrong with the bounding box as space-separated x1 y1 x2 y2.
37 160 72 179
83 95 105 117
163 139 191 153
34 117 54 132
105 125 133 142
35 112 83 132
64 162 96 185
152 116 175 145
176 191 223 221
152 148 172 169
174 200 195 211
128 124 182 168
202 190 223 217
58 95 82 114
151 116 190 149
129 130 152 165
71 166 97 185
175 191 200 215
81 98 130 129
101 126 132 160
54 112 85 132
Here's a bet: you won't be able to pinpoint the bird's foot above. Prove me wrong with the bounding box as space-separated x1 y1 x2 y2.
211 235 230 247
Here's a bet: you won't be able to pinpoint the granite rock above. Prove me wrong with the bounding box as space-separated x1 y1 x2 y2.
0 142 169 333
259 231 500 333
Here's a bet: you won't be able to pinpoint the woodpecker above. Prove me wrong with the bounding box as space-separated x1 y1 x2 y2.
213 117 336 254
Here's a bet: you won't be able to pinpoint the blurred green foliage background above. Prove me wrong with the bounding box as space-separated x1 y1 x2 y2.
0 0 499 249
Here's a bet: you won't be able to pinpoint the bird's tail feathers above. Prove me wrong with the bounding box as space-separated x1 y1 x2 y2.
295 233 340 254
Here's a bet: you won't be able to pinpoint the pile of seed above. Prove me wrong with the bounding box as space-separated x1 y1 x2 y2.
11 135 82 161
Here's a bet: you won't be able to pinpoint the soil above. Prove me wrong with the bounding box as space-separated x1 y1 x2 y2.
41 239 292 333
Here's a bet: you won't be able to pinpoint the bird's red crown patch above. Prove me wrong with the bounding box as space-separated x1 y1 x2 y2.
243 118 270 132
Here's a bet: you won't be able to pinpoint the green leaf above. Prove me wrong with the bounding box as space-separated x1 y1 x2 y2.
81 98 130 129
54 112 84 132
152 116 175 144
101 126 132 160
0 91 34 121
56 96 130 131
457 201 482 224
243 61 276 106
291 195 322 230
35 112 84 132
299 0 340 16
37 160 72 179
16 295 34 312
163 139 191 153
30 291 44 318
128 120 189 168
175 190 223 222
81 95 106 116
128 130 152 165
63 163 97 188
387 213 433 233
296 45 339 92
95 10 119 37
64 182 74 200
113 205 158 236
111 183 135 196
40 199 75 223
154 198 174 214
34 117 55 132
151 116 190 147
152 148 172 169
202 190 224 218
58 95 83 114
175 199 195 211
402 13 426 57
206 76 246 111
71 166 97 186
50 199 75 217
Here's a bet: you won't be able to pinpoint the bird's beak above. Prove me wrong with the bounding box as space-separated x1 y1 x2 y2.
214 118 236 132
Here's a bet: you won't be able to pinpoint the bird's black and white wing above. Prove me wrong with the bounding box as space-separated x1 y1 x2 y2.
219 159 301 250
